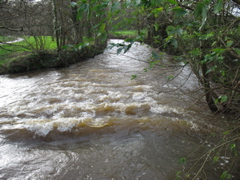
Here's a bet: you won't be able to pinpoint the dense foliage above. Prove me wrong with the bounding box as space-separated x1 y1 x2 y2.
118 1 240 179
118 0 240 114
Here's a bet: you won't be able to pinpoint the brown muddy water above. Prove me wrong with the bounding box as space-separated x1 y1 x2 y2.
0 40 234 179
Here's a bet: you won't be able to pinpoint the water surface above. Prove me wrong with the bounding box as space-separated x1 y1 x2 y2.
0 40 231 179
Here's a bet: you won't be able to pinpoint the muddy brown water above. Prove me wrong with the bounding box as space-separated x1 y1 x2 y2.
0 40 232 179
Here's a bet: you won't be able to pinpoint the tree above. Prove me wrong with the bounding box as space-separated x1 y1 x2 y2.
50 0 110 51
126 0 240 113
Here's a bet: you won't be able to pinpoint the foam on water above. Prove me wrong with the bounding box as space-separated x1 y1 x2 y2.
0 97 188 137
0 40 231 180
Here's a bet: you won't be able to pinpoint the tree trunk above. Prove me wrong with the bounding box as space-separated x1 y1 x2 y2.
52 0 60 51
201 63 219 112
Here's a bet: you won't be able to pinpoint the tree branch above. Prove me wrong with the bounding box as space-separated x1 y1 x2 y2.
177 3 194 11
232 0 240 5
0 26 23 31
227 48 240 59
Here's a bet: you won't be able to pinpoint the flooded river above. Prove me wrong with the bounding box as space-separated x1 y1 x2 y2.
0 40 235 179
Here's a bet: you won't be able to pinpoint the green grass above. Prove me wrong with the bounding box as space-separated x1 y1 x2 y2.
22 36 57 50
110 29 147 39
113 30 138 36
0 36 57 65
0 36 57 53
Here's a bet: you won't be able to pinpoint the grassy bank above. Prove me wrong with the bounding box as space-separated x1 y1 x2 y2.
0 36 105 74
0 36 56 54
0 46 104 74
0 31 143 74
109 30 147 39
0 36 57 65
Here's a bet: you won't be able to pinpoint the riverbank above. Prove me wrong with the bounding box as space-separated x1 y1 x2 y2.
0 32 137 74
0 45 105 74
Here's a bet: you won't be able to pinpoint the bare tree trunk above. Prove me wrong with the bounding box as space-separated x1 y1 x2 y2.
52 0 60 51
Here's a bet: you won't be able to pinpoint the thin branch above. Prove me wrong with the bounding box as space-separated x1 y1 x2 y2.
232 0 240 5
192 150 212 180
0 26 23 31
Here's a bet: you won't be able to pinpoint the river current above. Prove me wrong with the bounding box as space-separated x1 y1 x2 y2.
0 40 234 179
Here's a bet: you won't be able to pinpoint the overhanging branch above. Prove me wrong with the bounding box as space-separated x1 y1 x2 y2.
0 26 23 31
232 0 240 5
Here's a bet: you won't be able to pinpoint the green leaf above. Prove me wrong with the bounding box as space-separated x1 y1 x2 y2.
223 131 229 135
220 171 232 180
101 32 108 42
234 48 240 55
166 0 178 5
152 51 160 60
154 23 159 31
230 143 236 151
200 4 208 30
189 48 202 56
172 7 187 16
195 3 204 17
99 23 106 33
215 95 228 104
149 60 159 69
111 2 120 12
117 47 123 55
123 44 132 53
200 32 214 40
219 95 228 103
213 156 219 162
167 75 174 81
62 44 73 49
152 7 164 17
213 48 225 54
221 70 226 76
175 171 182 180
131 75 137 80
170 38 178 48
150 0 162 6
195 2 208 30
214 0 223 14
227 41 233 48
178 157 186 165
205 65 217 74
143 68 148 72
166 26 183 35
